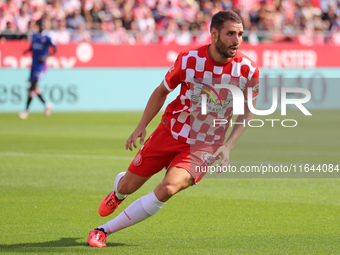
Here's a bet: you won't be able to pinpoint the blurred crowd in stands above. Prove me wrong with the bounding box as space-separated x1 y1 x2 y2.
1 0 340 45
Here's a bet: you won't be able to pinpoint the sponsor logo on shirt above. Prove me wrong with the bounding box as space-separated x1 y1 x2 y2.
32 43 44 50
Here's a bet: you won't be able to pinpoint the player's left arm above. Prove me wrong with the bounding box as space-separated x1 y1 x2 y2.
49 35 57 56
214 64 260 166
213 98 256 166
41 37 57 63
50 45 57 56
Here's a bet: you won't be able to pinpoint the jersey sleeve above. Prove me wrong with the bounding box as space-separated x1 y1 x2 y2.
163 52 183 92
47 35 57 48
244 67 260 101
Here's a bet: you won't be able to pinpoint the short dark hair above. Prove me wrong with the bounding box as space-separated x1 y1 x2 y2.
36 19 43 28
210 10 242 32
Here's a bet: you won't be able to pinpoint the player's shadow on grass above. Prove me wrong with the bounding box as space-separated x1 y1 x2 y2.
0 237 131 252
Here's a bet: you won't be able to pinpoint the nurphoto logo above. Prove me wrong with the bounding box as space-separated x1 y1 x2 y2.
199 84 312 128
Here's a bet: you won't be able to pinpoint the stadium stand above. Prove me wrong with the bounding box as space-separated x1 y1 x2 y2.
0 0 339 45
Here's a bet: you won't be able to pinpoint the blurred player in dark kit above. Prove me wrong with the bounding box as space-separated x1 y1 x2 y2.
19 19 57 119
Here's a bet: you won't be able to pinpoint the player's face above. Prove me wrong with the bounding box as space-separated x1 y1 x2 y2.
35 20 45 32
215 21 243 59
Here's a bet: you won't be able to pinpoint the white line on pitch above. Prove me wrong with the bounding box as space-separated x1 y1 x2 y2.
0 152 134 160
0 152 336 166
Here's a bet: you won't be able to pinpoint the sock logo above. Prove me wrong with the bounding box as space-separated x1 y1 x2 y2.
124 210 132 220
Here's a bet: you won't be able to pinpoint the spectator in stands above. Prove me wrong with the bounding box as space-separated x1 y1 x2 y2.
63 0 81 16
141 23 157 44
110 18 128 44
176 21 193 45
27 20 37 34
189 10 205 31
0 5 14 31
135 8 155 32
98 2 115 22
30 5 43 23
50 0 66 21
122 10 134 30
181 1 199 24
66 8 86 30
54 18 71 44
92 20 111 43
71 22 91 42
248 25 260 45
0 21 21 40
0 0 19 18
126 19 140 44
111 1 123 19
200 0 214 16
332 16 340 31
90 1 103 30
80 0 93 28
322 4 337 30
194 22 210 44
331 25 340 45
161 16 177 44
0 0 339 45
15 5 31 34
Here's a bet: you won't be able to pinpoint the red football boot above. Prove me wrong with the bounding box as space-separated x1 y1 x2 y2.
87 229 107 247
98 191 127 217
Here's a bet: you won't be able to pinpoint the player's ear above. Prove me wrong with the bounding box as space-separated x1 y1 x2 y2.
211 28 218 42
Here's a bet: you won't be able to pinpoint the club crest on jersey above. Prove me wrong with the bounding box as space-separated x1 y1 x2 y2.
200 151 215 165
133 154 142 166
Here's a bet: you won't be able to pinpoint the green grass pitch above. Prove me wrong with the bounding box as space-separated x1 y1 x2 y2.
0 111 339 254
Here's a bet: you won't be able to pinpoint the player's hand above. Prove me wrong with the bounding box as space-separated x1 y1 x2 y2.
125 126 147 151
212 144 231 168
40 56 47 63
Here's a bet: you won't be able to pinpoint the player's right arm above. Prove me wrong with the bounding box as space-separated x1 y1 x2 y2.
40 36 57 63
23 34 33 55
23 44 32 55
125 82 170 151
125 52 183 151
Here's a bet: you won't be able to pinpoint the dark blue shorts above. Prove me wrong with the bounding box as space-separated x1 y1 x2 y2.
29 65 47 81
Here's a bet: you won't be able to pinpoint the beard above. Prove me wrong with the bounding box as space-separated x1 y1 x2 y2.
215 35 237 59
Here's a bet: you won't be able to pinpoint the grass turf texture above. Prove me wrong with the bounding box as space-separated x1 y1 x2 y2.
0 111 339 254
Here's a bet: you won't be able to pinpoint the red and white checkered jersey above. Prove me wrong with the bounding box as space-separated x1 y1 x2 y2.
162 44 260 145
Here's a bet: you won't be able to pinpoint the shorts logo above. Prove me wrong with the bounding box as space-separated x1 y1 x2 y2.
200 151 214 165
253 84 260 93
133 154 142 166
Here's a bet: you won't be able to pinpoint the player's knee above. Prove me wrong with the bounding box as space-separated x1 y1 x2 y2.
165 184 179 197
29 89 36 97
159 183 180 198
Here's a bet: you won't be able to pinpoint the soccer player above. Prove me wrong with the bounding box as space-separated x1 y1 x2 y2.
19 19 57 120
87 10 260 247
